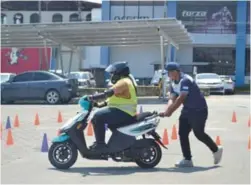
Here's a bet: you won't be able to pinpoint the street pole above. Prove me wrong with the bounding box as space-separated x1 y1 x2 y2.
38 0 43 70
161 0 168 100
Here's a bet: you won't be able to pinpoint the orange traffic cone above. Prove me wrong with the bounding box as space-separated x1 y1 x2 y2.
248 136 251 151
57 111 63 123
87 121 93 136
6 129 14 146
162 129 169 146
14 114 20 128
215 136 221 146
232 111 237 123
171 125 178 140
34 113 40 126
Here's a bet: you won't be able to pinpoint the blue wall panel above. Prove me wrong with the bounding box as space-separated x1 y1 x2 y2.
235 1 247 87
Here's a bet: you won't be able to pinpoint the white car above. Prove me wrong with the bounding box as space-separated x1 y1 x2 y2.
219 75 235 94
0 73 16 83
195 73 225 95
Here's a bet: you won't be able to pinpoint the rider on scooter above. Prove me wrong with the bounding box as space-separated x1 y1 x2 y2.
79 61 138 153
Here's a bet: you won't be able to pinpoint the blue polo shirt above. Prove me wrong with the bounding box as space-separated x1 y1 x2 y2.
169 73 207 113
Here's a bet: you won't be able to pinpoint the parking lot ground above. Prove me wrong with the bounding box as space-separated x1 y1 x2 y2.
1 95 250 184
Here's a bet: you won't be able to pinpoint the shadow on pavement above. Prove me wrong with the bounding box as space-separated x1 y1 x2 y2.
48 165 221 176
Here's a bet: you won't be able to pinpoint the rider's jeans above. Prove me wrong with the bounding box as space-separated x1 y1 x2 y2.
178 108 218 160
91 107 135 144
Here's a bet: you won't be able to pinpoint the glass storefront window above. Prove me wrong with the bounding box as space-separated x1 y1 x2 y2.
193 47 235 75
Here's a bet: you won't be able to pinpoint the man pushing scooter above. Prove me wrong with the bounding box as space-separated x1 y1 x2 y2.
159 62 223 167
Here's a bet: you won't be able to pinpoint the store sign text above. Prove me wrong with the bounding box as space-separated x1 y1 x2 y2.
182 10 207 17
114 16 149 20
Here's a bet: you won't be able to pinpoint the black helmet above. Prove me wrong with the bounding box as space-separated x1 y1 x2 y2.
105 61 130 84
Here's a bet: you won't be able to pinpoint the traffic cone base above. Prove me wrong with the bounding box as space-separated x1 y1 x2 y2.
171 125 178 140
232 111 237 123
34 113 40 126
162 129 169 146
41 133 49 152
14 114 20 128
57 111 63 123
216 136 221 146
6 116 11 129
6 129 14 146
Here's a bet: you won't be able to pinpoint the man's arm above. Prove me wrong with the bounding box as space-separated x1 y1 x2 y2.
165 79 191 116
161 84 177 116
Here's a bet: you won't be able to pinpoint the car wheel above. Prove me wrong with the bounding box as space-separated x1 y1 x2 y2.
45 89 60 104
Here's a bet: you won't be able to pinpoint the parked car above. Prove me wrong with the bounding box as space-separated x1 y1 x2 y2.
195 73 225 94
1 73 16 83
68 71 96 88
1 71 79 104
219 75 235 94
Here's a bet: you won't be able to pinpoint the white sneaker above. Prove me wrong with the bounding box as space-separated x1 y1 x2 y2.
213 146 223 165
175 159 194 167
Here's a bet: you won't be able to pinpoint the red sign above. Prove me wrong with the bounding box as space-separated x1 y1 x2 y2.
1 47 52 74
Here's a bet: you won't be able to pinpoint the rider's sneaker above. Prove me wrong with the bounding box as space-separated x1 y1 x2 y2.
175 159 194 168
89 142 108 153
213 146 223 165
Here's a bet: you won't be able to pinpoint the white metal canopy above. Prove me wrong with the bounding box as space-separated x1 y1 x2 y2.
1 18 192 49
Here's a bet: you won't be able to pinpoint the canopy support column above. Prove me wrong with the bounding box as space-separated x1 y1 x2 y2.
68 49 74 75
43 39 49 70
59 45 64 74
160 35 167 100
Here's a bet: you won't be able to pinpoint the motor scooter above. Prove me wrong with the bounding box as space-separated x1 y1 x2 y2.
48 100 167 169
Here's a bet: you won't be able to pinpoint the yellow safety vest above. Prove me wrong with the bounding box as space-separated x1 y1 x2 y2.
107 78 137 116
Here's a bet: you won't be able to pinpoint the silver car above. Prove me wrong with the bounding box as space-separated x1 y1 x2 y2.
195 73 225 95
68 71 96 88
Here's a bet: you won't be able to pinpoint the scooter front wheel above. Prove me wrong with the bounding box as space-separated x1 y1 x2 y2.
135 141 162 169
48 141 78 169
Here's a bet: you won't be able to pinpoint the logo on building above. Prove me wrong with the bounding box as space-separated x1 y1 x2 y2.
5 48 28 65
114 16 149 20
182 11 207 17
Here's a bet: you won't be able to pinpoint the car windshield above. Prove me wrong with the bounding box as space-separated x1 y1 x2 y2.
1 74 10 83
69 73 89 79
220 76 231 81
197 74 220 79
52 72 67 79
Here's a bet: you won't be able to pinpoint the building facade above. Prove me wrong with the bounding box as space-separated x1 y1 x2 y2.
1 1 100 74
101 1 250 86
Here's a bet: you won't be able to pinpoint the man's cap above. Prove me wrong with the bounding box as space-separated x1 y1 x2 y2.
165 62 181 71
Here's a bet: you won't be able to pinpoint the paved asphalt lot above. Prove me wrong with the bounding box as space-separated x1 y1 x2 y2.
1 95 250 184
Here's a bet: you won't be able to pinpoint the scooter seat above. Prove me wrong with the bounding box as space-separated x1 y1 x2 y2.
134 112 153 123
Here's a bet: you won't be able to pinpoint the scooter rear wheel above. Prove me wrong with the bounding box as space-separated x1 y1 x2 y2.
48 141 78 169
135 141 162 169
